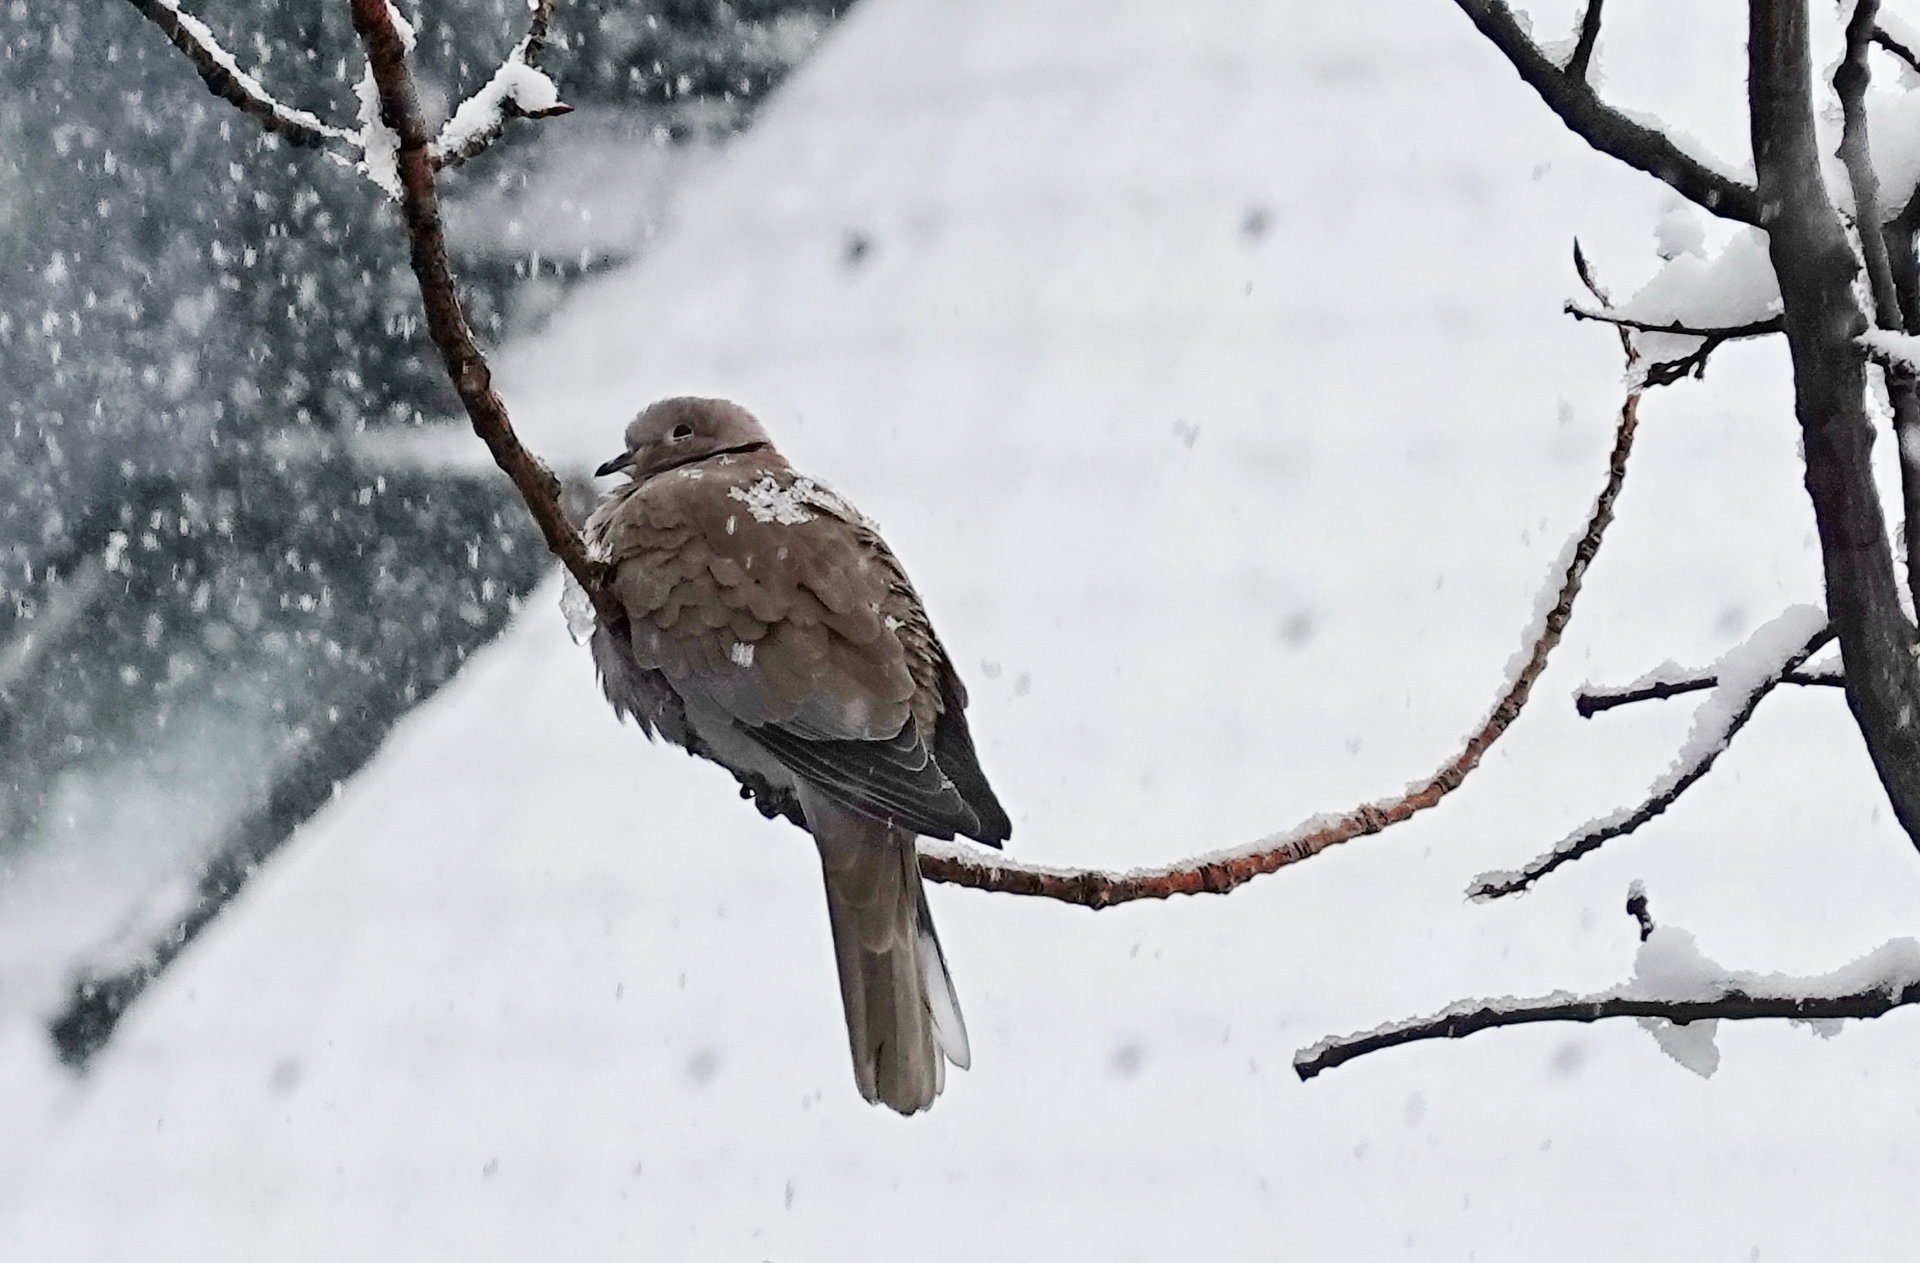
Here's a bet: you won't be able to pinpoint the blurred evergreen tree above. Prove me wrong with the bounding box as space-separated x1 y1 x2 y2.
0 0 847 1058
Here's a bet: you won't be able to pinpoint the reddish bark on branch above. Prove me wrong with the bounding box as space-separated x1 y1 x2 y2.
921 386 1643 905
347 0 620 624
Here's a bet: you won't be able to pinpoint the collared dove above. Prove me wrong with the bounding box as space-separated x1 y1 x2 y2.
585 397 1011 1114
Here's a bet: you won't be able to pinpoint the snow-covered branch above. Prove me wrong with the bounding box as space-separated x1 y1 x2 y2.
1469 609 1831 900
352 2 417 199
122 0 355 152
920 377 1645 906
1448 0 1760 224
1295 896 1920 1081
128 0 570 197
1861 326 1920 371
432 1 572 171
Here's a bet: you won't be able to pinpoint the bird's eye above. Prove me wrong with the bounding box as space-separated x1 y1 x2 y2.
670 423 694 440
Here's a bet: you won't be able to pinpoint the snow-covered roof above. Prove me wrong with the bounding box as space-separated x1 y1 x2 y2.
6 1 1920 1257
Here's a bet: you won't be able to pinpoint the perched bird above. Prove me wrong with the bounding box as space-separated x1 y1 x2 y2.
585 397 1010 1114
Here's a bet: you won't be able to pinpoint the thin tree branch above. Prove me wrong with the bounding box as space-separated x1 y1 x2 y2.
1873 22 1920 75
122 0 356 151
1567 0 1604 82
1294 972 1920 1080
1575 665 1843 716
516 0 556 64
1752 0 1920 851
1298 890 1920 1080
1471 617 1833 900
347 0 618 624
1448 0 1762 224
1640 337 1734 387
1562 305 1783 341
1573 238 1633 357
920 379 1644 906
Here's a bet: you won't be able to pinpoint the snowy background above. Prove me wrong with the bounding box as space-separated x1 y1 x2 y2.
7 0 1920 1258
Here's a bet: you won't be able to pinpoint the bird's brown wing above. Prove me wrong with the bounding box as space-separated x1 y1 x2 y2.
590 452 1001 843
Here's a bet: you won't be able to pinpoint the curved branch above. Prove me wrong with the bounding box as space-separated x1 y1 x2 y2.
1294 976 1920 1080
1471 616 1832 899
920 382 1644 906
1449 0 1761 224
122 0 354 151
348 0 618 622
1563 305 1784 386
1298 905 1920 1080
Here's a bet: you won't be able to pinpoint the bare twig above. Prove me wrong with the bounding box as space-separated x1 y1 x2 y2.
1471 619 1833 899
1562 305 1783 386
1624 880 1656 940
1562 305 1783 341
1575 665 1844 716
1294 970 1920 1080
1567 0 1604 82
1572 239 1631 356
1565 306 1779 383
1449 0 1761 224
517 0 556 64
122 0 355 151
920 381 1643 906
348 0 618 622
1873 22 1920 75
1570 239 1612 306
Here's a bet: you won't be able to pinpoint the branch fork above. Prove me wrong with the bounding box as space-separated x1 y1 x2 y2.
123 0 570 190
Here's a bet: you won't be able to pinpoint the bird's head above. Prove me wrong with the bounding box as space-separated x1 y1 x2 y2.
595 397 773 482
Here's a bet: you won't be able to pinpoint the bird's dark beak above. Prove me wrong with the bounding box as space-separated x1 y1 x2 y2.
595 451 634 478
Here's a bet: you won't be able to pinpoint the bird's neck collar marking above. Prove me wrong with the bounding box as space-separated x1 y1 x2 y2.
638 441 773 482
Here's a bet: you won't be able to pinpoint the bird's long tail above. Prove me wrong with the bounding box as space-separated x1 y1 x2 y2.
805 792 970 1114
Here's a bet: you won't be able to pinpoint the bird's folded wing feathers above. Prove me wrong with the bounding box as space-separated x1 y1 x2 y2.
753 722 980 840
589 455 1008 844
